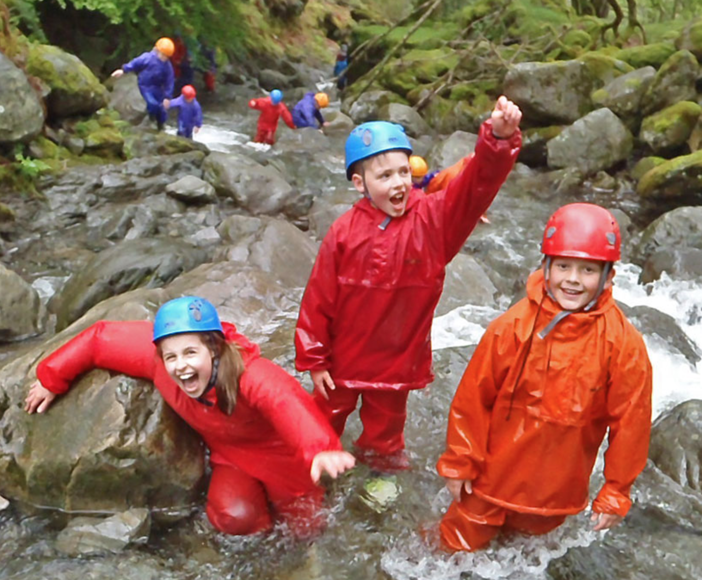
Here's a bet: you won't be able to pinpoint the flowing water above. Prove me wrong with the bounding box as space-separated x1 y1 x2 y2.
1 88 701 580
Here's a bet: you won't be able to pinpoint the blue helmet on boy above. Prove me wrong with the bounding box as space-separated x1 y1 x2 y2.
270 89 283 104
344 121 412 180
153 296 223 342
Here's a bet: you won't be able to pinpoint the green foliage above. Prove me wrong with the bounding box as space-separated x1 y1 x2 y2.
13 149 50 179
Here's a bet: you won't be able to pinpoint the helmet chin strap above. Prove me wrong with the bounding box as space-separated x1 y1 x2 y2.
539 257 612 339
360 171 392 231
196 357 219 406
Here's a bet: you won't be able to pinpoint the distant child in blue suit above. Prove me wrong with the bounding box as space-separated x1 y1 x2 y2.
164 85 203 139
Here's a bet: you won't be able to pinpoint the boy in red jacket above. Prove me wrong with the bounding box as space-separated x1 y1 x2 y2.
295 96 522 471
248 89 295 145
437 204 653 551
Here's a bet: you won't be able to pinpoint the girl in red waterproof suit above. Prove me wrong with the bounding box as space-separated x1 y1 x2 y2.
25 296 355 537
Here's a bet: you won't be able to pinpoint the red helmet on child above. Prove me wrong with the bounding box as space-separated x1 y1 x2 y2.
541 203 621 262
182 85 197 99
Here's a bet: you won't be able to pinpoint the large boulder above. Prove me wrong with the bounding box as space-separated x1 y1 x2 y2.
378 102 431 138
0 52 45 144
108 75 147 124
630 206 702 265
636 150 702 199
345 90 403 124
639 101 702 155
642 50 699 116
0 264 44 342
427 130 477 172
590 66 655 122
216 215 319 288
640 246 702 284
436 253 497 316
202 151 297 216
25 44 108 119
503 60 594 125
547 108 633 174
50 238 208 331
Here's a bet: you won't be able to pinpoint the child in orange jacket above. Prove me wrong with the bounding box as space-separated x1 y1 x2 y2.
295 97 522 472
437 203 653 551
248 89 295 144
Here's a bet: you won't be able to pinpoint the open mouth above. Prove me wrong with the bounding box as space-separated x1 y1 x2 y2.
178 372 201 394
389 191 405 207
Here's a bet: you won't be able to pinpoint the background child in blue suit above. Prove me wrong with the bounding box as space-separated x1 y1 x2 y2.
164 84 203 139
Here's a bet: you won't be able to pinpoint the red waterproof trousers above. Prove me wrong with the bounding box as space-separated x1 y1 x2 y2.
440 493 566 551
206 463 325 538
314 386 409 459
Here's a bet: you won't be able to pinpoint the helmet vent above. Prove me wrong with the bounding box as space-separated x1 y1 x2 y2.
189 302 203 321
362 129 373 146
606 232 616 245
546 226 557 239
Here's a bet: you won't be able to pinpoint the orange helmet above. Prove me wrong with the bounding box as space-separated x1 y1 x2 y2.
314 92 329 108
409 155 428 178
182 85 196 99
155 37 175 57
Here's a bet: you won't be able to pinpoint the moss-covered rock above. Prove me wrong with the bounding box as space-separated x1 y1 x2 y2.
631 156 666 180
26 44 107 119
504 60 594 125
83 127 124 157
0 202 16 223
0 52 45 145
640 101 702 155
577 52 634 88
614 42 677 69
636 150 702 198
675 19 702 60
642 50 699 116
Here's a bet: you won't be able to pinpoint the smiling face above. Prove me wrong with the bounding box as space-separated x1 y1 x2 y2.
160 333 214 398
351 151 412 218
546 257 614 311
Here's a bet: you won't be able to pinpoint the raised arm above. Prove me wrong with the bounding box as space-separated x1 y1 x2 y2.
435 99 521 262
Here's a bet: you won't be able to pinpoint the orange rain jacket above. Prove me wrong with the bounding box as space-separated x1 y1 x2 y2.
437 269 652 518
425 155 472 195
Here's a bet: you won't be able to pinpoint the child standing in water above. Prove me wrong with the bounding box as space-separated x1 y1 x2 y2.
248 89 295 145
295 97 522 472
111 38 175 131
292 92 329 130
26 296 355 537
437 203 652 551
164 84 203 139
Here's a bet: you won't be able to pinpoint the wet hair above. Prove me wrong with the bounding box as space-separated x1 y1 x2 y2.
201 331 245 415
157 331 245 415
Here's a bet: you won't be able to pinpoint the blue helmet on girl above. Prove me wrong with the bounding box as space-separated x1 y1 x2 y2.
344 121 412 180
152 296 223 342
270 89 283 105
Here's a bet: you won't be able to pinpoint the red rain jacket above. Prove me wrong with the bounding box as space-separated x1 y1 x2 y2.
37 321 341 497
295 120 521 391
248 97 295 133
437 269 653 517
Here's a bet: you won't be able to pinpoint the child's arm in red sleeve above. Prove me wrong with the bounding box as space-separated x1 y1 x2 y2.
36 321 157 395
437 119 521 262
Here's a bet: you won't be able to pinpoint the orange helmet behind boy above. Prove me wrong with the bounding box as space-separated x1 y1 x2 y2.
409 155 428 178
541 203 620 262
